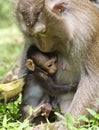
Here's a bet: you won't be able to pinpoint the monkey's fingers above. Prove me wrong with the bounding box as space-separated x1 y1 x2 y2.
39 72 48 80
32 103 52 118
35 69 49 80
40 103 52 117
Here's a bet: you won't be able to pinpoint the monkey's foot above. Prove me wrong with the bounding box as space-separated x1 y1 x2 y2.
33 103 52 118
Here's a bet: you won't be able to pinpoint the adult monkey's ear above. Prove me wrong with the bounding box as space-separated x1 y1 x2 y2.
26 59 35 71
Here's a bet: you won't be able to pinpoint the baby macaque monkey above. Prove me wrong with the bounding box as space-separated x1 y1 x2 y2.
22 45 77 123
25 45 77 96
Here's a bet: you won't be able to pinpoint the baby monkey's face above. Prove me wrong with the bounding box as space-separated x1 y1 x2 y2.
26 53 57 75
42 57 57 74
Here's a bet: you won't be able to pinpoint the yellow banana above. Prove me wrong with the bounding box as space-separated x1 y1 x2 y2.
0 78 24 100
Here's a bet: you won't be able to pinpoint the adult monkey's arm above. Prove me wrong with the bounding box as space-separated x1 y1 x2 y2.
2 39 32 83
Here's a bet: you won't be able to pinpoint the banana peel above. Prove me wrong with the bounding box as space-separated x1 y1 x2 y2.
0 78 24 100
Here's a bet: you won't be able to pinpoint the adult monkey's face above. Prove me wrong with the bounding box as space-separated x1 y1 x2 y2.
32 0 71 53
16 0 70 53
16 0 99 53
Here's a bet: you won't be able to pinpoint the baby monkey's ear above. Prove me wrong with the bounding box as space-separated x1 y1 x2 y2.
26 59 35 71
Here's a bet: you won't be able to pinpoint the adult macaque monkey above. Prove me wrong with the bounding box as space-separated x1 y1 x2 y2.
3 0 99 129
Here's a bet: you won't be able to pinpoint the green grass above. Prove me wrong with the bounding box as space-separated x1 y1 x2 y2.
0 0 15 28
0 25 23 82
0 1 27 129
0 0 24 82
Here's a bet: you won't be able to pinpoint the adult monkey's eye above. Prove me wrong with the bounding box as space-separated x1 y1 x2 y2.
41 29 46 34
52 2 67 14
38 28 46 37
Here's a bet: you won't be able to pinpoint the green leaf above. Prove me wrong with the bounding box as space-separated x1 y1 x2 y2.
87 108 99 119
55 112 66 121
79 115 89 122
3 115 7 128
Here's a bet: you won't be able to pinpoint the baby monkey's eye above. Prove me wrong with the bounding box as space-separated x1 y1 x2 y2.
47 63 52 68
